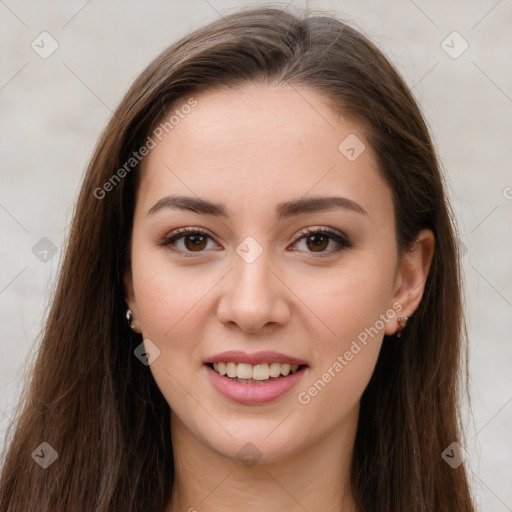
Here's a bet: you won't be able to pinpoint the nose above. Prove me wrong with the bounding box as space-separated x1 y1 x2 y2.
216 249 291 333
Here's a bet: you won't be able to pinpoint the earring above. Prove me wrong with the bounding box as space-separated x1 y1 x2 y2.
126 308 135 330
396 316 409 338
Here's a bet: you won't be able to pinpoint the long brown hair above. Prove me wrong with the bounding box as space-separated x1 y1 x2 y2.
0 6 474 511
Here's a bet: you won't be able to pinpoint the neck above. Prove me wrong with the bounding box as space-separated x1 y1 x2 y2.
166 413 359 512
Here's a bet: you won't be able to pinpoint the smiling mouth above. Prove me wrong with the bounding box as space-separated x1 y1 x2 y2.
206 362 306 384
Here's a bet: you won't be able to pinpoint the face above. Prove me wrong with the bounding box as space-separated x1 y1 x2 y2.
125 83 420 465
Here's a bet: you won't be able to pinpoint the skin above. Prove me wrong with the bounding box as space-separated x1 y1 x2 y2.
124 83 434 512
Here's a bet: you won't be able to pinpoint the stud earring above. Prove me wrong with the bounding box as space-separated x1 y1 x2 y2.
396 316 409 338
126 308 136 330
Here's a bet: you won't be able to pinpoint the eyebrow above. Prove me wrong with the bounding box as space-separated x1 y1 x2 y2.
147 195 368 219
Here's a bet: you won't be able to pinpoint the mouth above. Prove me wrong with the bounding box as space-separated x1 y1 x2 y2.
206 361 306 384
204 355 309 404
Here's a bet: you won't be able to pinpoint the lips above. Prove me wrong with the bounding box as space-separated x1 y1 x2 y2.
205 350 308 366
204 350 309 404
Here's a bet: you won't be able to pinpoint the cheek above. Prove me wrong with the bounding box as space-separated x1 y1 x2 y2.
130 248 215 412
295 300 384 419
296 256 395 345
131 244 218 342
293 261 394 409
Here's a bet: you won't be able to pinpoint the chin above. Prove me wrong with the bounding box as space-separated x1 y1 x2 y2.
196 419 307 466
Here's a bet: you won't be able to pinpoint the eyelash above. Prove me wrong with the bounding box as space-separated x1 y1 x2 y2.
158 226 351 258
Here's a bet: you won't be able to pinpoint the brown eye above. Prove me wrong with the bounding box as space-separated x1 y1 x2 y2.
160 228 216 255
183 233 208 251
293 227 351 256
305 233 330 252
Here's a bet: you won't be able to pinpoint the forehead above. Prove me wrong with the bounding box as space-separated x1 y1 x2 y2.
137 84 392 222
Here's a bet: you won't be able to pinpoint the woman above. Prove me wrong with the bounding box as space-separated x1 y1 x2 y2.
0 6 475 511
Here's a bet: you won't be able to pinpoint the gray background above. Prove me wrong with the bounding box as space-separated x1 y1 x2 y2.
1 1 511 509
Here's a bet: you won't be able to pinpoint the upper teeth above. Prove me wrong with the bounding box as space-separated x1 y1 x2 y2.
212 362 300 380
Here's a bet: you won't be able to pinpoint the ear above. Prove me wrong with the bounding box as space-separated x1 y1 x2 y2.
385 229 435 336
123 267 142 334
